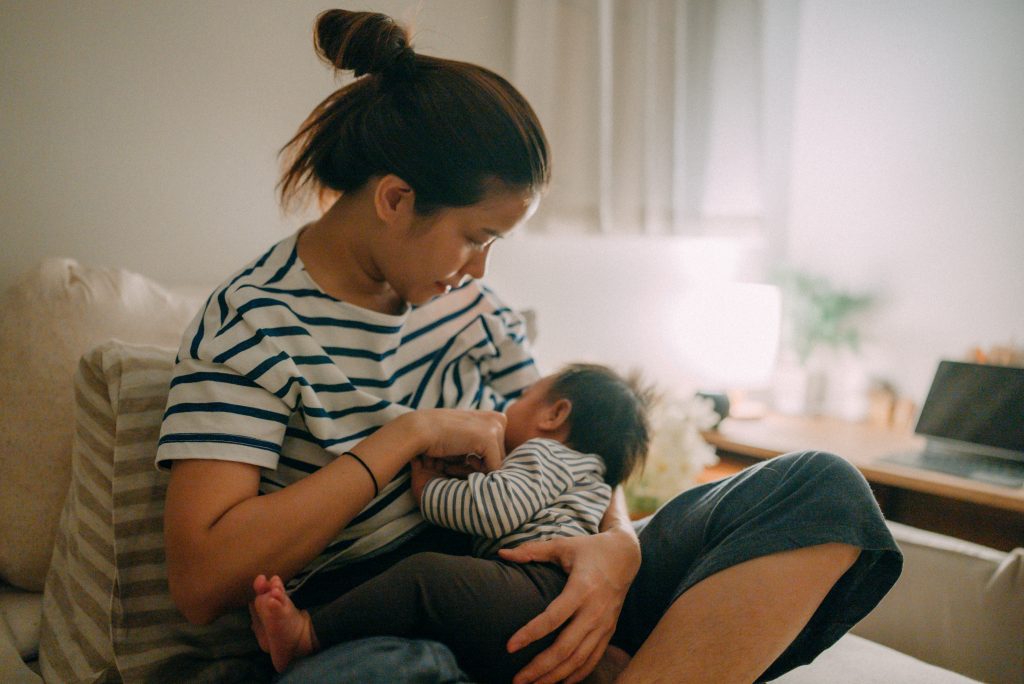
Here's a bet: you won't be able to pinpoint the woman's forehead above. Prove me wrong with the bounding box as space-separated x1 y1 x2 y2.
473 188 537 219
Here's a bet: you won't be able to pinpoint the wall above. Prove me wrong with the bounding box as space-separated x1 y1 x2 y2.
786 0 1024 400
0 0 512 289
3 0 1022 406
486 234 780 391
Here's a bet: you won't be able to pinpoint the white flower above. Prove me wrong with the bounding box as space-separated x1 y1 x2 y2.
625 393 719 509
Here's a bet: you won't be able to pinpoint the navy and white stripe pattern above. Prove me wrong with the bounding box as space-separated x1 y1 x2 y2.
420 438 611 558
156 230 539 579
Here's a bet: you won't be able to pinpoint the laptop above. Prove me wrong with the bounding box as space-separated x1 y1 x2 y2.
881 360 1024 488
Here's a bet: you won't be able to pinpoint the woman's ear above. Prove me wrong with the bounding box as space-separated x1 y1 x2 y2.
373 174 415 226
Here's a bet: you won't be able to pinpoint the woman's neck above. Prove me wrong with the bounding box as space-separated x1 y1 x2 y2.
297 194 405 315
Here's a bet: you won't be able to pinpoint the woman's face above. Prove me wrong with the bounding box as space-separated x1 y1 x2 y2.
383 188 539 305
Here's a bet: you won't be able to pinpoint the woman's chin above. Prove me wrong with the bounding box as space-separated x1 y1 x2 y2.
403 281 455 306
428 281 454 299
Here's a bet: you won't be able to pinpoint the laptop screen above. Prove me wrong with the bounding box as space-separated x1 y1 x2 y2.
915 360 1024 458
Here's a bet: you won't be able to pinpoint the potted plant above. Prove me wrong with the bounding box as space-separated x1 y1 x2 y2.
773 270 874 417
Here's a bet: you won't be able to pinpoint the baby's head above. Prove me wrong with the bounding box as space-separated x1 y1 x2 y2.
504 364 651 487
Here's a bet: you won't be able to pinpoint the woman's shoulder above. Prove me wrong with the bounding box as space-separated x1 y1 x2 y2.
204 232 364 321
211 233 305 304
189 232 359 342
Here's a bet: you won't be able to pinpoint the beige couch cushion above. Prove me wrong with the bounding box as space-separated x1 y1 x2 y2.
39 341 267 683
0 259 204 591
0 585 41 660
776 633 978 683
852 521 1024 684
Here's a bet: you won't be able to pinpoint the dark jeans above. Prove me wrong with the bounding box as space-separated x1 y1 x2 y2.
280 451 903 683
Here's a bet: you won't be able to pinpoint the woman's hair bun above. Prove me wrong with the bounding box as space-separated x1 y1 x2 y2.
314 9 416 81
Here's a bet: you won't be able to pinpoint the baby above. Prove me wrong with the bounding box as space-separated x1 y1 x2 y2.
251 363 651 682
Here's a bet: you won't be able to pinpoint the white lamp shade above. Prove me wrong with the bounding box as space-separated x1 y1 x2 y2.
670 283 781 390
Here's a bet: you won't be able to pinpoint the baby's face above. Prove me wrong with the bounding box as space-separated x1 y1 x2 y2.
503 374 558 452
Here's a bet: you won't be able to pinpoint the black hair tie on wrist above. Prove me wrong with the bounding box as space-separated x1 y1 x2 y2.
342 450 379 498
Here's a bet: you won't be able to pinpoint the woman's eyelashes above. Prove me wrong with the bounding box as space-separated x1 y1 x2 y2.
466 234 496 250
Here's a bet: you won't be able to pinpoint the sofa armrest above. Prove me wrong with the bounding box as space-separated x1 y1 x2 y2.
852 521 1024 684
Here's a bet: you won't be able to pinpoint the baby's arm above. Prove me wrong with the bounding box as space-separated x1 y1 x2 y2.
419 443 574 538
410 453 493 503
409 457 446 503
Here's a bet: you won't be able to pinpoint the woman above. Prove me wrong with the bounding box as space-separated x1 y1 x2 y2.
159 10 901 684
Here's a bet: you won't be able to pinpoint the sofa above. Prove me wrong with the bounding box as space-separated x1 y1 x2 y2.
1 257 1021 683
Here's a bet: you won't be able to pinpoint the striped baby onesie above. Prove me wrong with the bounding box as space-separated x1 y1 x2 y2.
419 438 611 557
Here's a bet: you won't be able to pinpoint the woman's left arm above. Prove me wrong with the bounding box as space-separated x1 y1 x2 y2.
497 487 641 684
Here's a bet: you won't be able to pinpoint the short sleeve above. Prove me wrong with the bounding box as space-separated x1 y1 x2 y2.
156 294 298 470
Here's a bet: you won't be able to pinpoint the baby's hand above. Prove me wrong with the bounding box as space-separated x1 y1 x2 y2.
439 452 494 478
410 456 445 503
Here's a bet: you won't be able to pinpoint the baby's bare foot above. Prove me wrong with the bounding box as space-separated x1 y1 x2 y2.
251 575 316 673
250 575 273 653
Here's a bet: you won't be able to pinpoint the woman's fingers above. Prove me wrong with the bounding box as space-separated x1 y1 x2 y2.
538 633 608 684
512 623 596 684
503 540 579 653
504 532 636 683
499 538 565 568
468 411 506 467
418 409 507 465
507 589 577 653
512 614 606 684
562 627 613 684
513 606 611 684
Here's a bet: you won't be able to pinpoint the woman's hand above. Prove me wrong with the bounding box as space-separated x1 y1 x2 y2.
405 408 507 471
498 527 641 684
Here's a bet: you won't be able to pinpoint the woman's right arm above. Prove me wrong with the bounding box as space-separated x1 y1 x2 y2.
164 408 506 624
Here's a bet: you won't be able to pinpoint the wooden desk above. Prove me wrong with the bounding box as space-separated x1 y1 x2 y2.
701 413 1024 551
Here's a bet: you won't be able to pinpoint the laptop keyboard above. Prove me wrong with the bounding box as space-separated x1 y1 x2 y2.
881 450 1024 488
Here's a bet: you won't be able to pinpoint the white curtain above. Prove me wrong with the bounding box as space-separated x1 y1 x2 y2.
512 0 798 243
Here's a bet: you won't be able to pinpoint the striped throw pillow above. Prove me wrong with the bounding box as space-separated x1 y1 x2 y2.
40 341 271 683
39 341 118 681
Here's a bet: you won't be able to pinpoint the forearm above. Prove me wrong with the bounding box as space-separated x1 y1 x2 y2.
165 413 426 623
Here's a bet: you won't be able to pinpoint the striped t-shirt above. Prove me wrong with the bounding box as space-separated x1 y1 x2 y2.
156 230 539 582
420 438 611 558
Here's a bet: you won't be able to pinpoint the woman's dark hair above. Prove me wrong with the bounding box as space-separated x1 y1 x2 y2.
549 364 652 488
279 9 550 215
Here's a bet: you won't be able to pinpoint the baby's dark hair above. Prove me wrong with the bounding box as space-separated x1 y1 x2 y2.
547 364 652 487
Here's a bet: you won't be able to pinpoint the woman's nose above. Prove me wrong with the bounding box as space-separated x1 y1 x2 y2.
461 246 491 280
